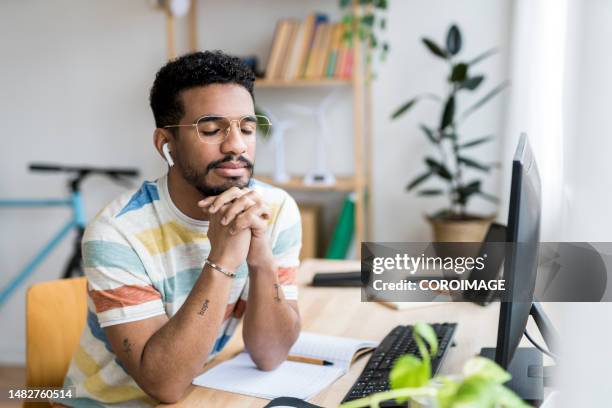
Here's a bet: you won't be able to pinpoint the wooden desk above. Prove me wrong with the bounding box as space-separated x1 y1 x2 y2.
163 259 500 407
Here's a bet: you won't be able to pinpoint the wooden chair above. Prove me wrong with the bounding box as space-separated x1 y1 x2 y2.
25 277 87 408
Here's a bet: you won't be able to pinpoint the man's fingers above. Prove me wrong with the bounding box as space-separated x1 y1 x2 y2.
259 205 272 220
197 196 215 208
242 190 264 205
204 187 249 213
229 205 270 234
224 190 267 224
221 195 256 226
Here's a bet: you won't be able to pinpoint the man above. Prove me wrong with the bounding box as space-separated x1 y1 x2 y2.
59 51 302 407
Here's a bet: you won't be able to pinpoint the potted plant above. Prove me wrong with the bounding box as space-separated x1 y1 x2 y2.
340 323 529 408
391 24 508 242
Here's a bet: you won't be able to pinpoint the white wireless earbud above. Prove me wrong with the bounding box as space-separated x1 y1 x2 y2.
162 143 174 167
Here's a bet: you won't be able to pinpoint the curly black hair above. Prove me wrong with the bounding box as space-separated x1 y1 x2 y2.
149 50 255 129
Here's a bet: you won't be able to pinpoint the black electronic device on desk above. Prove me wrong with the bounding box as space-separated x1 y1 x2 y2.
341 323 457 407
311 271 362 287
479 134 559 406
463 222 507 306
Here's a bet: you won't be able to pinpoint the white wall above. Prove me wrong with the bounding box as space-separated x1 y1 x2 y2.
0 0 168 364
0 0 512 363
562 0 612 242
556 3 612 404
372 0 512 241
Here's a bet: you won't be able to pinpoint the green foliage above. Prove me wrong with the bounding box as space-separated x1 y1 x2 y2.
425 157 453 180
390 355 429 390
391 98 419 119
440 96 456 130
423 38 449 59
339 0 389 73
461 76 484 90
446 25 462 55
339 324 530 408
390 24 508 219
450 63 468 83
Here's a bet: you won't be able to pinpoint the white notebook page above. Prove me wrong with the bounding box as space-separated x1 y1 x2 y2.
192 332 378 400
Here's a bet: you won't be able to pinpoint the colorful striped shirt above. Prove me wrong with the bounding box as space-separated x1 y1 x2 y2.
59 175 302 407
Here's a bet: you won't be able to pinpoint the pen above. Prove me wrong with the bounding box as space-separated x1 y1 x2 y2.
287 355 334 366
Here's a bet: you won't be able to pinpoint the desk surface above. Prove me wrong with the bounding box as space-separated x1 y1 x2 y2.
163 259 500 407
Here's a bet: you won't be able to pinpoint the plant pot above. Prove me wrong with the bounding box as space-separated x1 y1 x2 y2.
427 215 495 243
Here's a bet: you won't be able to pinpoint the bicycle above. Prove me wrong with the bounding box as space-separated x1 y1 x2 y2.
0 163 139 307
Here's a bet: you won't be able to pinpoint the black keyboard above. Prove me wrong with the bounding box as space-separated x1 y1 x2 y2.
341 323 457 406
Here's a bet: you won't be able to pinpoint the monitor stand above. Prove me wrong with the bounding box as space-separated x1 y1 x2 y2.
480 347 544 406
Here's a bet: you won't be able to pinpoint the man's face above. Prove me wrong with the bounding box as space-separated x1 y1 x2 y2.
172 84 256 196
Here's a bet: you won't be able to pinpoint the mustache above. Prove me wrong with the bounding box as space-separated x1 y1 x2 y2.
206 155 254 172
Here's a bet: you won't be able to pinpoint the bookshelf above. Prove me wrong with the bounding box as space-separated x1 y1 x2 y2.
165 1 372 254
255 78 351 88
257 175 357 192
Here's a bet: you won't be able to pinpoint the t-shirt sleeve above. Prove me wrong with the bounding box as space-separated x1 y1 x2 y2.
82 216 166 328
270 193 302 300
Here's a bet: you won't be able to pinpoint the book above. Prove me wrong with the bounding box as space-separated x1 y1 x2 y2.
326 23 344 78
279 20 300 80
343 44 354 79
334 34 350 78
265 20 293 80
315 23 333 78
265 20 285 79
294 14 316 79
283 21 306 81
325 193 355 259
304 22 326 79
192 332 378 400
301 14 328 78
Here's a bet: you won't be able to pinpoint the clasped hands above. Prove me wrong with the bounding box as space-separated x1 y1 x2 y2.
198 187 273 272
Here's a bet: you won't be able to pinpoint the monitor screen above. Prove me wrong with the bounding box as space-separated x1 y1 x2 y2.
495 134 542 368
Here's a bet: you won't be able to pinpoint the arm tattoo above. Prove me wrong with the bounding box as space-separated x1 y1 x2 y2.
122 338 132 354
198 299 210 316
273 283 281 303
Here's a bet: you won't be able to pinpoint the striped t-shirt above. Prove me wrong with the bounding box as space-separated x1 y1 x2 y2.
60 174 302 407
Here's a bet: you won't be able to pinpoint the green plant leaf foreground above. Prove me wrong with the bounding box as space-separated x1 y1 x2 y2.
463 357 510 383
414 322 439 356
390 354 430 390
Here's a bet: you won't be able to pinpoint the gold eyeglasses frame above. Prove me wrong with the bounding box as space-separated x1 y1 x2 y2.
163 114 272 145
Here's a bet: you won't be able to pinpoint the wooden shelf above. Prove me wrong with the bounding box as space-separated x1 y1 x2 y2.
255 78 352 88
256 175 356 191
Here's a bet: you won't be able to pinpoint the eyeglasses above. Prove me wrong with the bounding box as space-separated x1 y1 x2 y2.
164 114 272 145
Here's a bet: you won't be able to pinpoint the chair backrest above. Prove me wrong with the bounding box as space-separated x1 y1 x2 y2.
26 277 87 397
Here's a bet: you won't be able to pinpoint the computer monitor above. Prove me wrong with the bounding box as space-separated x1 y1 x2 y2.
497 133 542 367
480 134 558 404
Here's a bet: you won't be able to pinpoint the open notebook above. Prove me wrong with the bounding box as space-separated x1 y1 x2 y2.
192 332 378 400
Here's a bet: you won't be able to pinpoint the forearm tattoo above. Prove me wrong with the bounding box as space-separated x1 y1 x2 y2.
122 338 132 354
273 283 281 303
198 299 210 316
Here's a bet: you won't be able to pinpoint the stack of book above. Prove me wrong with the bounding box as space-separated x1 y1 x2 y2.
264 13 354 81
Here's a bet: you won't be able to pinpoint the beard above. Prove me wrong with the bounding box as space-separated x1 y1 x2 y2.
178 154 254 197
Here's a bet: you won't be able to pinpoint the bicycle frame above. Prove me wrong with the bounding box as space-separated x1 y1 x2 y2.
0 191 86 306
